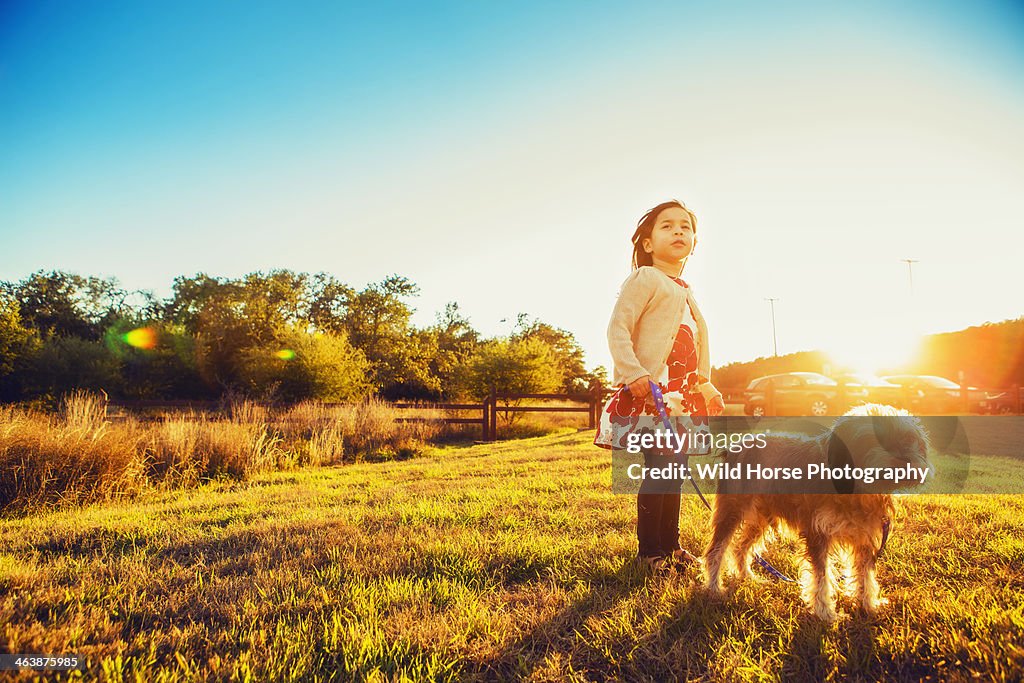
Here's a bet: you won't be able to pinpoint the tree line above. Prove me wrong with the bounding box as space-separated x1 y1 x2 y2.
0 270 606 405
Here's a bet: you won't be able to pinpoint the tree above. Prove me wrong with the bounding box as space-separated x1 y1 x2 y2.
189 286 253 392
164 273 238 334
511 314 601 393
0 296 39 400
238 328 372 402
22 335 122 401
166 270 313 392
378 327 442 400
307 272 354 335
238 270 311 345
1 270 133 340
460 336 564 425
421 302 480 400
104 319 209 400
340 275 422 393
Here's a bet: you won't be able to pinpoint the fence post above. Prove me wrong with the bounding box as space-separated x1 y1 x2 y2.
481 392 489 441
589 383 602 429
488 384 497 441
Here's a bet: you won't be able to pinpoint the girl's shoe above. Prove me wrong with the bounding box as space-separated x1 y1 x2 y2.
638 554 673 573
638 551 698 573
668 548 702 569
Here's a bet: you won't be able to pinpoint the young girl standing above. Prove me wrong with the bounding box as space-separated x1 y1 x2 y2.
593 200 725 572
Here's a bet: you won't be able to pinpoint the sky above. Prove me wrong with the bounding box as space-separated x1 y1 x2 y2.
2 0 1022 380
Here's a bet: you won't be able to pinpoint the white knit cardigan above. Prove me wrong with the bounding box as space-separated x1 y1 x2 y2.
606 266 722 402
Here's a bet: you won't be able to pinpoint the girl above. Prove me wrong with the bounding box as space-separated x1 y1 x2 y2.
593 200 726 572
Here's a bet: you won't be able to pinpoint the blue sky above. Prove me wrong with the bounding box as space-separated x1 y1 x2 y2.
2 0 1022 377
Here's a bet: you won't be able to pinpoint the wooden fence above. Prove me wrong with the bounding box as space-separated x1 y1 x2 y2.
106 385 614 442
478 386 611 442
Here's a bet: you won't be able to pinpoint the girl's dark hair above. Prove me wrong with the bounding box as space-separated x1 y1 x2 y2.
631 199 699 270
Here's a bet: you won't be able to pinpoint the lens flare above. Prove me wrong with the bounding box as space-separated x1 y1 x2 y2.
275 349 295 360
122 327 158 350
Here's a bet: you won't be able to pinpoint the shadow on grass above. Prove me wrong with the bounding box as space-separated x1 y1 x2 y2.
780 599 921 681
781 611 840 681
466 557 650 679
462 557 744 681
31 515 354 574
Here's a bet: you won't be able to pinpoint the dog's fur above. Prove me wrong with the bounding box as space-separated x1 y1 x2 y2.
703 403 932 621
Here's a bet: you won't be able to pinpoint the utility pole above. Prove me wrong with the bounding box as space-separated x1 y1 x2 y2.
900 258 918 296
765 297 779 357
901 258 922 348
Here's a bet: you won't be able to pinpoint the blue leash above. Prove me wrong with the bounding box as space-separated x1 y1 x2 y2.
644 380 892 583
645 380 713 510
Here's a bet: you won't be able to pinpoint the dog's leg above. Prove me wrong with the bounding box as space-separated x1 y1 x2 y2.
803 531 838 622
853 542 884 614
704 503 744 594
731 519 768 582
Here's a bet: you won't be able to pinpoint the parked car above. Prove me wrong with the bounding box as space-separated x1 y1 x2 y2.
743 372 868 417
978 389 1022 415
880 375 987 414
834 373 915 409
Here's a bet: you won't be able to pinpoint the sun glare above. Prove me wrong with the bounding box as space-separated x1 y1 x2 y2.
827 328 921 377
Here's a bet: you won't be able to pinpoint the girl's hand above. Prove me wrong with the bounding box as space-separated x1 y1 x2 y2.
627 375 654 406
707 394 725 416
695 381 725 416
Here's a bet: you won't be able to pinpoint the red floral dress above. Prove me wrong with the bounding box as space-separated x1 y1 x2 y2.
594 276 710 452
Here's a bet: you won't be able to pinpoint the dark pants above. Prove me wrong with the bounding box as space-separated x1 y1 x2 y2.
637 443 687 558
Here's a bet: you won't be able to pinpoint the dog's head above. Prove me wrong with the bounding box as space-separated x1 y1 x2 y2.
826 403 933 494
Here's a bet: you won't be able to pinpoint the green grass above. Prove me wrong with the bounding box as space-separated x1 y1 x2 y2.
1 429 1022 681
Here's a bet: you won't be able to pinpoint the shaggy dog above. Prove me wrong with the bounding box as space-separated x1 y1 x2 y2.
703 403 932 621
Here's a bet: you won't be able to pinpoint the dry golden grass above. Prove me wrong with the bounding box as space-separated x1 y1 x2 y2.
0 396 150 513
0 392 590 515
61 388 109 429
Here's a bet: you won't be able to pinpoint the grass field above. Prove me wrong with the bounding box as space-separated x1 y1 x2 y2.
1 428 1023 682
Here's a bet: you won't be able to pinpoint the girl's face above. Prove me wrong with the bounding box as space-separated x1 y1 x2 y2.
642 206 696 264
